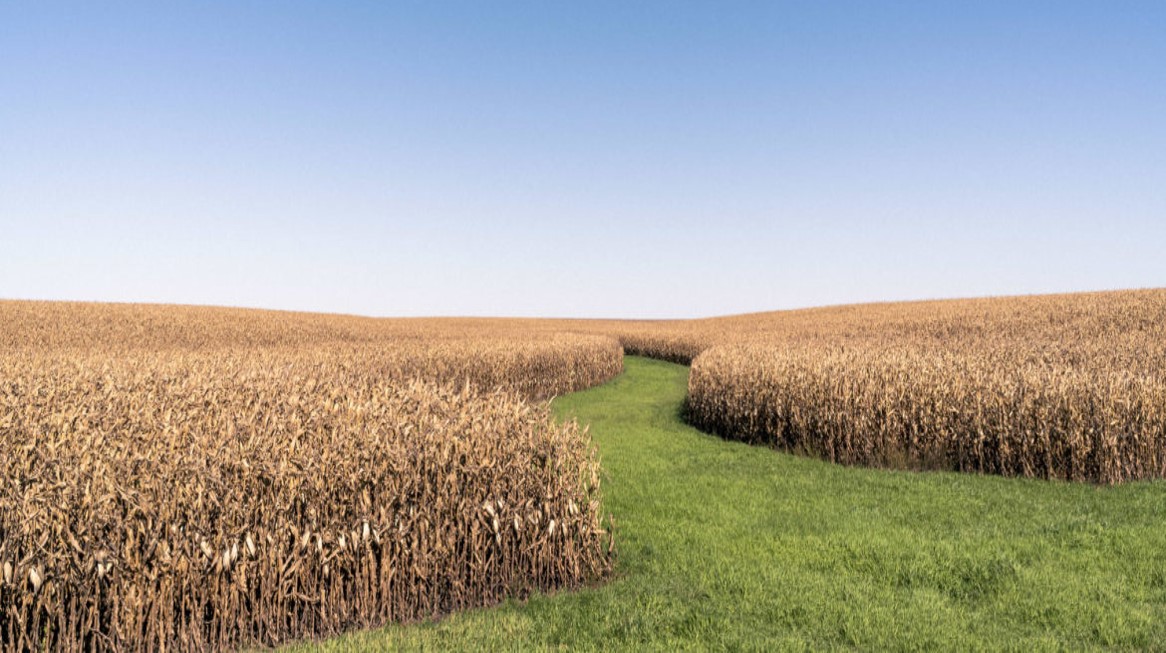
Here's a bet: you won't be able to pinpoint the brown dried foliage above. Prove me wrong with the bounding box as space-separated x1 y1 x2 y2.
687 344 1166 483
0 303 620 651
641 290 1166 484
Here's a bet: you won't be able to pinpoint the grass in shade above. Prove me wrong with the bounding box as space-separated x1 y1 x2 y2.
284 356 1166 651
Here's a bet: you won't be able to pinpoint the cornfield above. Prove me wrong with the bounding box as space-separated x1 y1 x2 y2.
4 288 1166 649
687 344 1166 483
594 290 1166 484
0 303 621 651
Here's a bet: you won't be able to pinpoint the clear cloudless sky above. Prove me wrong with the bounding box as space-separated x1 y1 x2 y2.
2 2 1164 318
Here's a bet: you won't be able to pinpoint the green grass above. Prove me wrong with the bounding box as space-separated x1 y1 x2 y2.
286 356 1166 651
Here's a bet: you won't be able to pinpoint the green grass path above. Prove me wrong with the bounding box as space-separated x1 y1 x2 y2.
295 356 1166 651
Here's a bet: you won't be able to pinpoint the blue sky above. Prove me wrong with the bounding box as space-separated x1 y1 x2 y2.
2 2 1163 318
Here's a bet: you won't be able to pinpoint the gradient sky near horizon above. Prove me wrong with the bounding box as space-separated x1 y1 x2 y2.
2 2 1164 318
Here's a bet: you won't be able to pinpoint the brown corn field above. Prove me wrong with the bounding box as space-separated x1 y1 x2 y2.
4 289 1166 650
578 289 1166 484
0 302 620 651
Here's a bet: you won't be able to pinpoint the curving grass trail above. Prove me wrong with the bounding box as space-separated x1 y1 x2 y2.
288 356 1166 651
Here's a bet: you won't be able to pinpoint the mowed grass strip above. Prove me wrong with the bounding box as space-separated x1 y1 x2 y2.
290 357 1166 651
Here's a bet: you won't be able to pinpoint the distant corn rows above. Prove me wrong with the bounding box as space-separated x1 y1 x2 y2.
585 290 1166 484
687 344 1166 483
0 303 622 651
